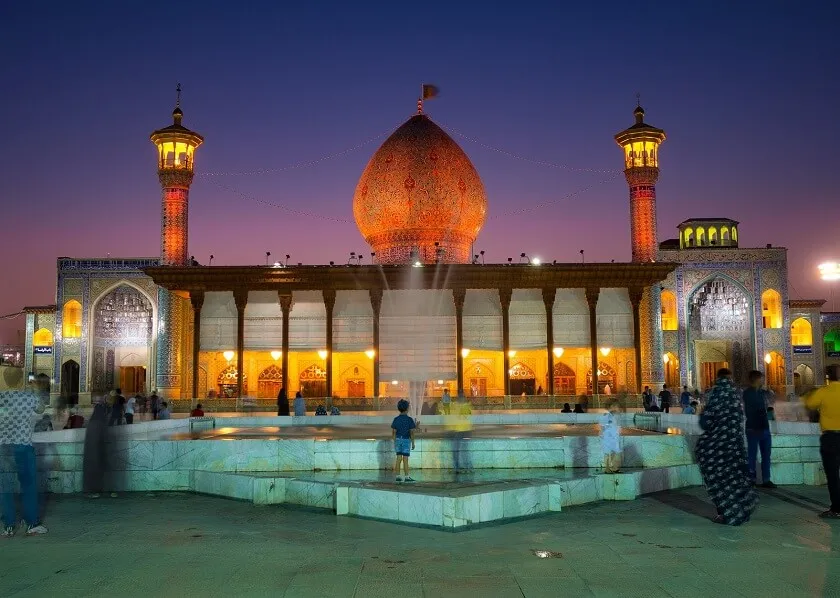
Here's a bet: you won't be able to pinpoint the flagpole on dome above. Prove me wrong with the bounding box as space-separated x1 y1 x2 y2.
418 84 440 115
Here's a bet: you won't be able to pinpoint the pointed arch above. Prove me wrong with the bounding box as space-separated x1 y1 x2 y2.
790 317 813 346
257 364 283 398
33 328 53 346
553 361 576 395
761 289 782 329
62 300 82 338
660 290 678 331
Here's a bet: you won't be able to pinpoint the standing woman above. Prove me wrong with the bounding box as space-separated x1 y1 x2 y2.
695 368 758 525
83 400 109 498
277 387 290 416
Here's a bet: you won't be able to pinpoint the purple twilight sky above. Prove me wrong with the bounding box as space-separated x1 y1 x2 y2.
1 1 838 344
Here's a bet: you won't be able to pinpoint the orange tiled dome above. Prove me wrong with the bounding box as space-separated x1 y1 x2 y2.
353 114 487 264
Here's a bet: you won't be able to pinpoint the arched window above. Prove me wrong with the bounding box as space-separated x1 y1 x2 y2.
708 227 718 245
257 364 283 398
553 362 576 395
720 226 730 245
695 227 706 246
790 317 813 346
761 289 782 329
509 362 536 396
732 227 738 242
217 365 247 398
765 351 785 393
299 364 327 398
683 228 694 247
33 328 53 346
660 290 678 331
62 300 82 338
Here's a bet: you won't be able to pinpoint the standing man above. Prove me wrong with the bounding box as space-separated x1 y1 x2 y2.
124 394 137 425
804 365 840 518
659 385 672 414
1 380 49 536
680 386 692 411
642 386 653 411
150 391 161 420
743 370 776 488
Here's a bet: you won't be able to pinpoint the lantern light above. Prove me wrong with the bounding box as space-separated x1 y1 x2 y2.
365 349 375 359
553 347 564 358
599 347 612 357
270 351 282 361
222 351 235 362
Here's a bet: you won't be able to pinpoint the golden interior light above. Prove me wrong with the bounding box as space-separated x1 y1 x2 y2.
508 350 517 358
317 350 328 360
599 347 611 357
461 348 470 358
365 349 375 359
222 351 234 362
553 347 564 358
270 350 282 360
764 353 772 364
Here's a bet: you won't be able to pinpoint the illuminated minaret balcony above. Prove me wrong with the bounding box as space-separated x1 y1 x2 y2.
150 85 203 267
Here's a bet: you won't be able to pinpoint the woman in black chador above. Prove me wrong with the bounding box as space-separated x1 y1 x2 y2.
695 368 759 525
83 401 109 498
277 387 290 416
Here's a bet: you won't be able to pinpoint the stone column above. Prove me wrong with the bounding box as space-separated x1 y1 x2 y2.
499 287 512 396
586 287 600 396
234 289 248 399
155 287 186 399
453 288 466 396
369 289 382 398
190 291 204 401
543 287 556 396
640 286 665 390
629 286 644 393
323 289 336 398
279 293 292 396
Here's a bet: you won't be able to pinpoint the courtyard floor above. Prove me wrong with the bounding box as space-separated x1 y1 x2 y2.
2 486 839 597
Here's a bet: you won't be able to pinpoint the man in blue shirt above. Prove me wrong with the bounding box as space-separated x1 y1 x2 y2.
391 400 416 483
743 370 776 488
680 386 692 410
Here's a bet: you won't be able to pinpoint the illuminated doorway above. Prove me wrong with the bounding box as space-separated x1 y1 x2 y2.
300 364 327 398
217 365 246 398
587 363 616 394
119 366 146 395
509 362 536 396
663 352 680 389
552 362 576 396
60 360 80 398
794 363 814 395
258 364 283 398
765 351 786 394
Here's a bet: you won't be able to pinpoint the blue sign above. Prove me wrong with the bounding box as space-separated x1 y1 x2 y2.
33 346 52 355
793 345 813 354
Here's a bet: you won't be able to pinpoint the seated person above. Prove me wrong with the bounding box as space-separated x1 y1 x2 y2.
34 414 53 432
683 400 698 415
158 401 172 420
190 403 205 417
573 404 585 414
64 408 85 429
560 403 573 413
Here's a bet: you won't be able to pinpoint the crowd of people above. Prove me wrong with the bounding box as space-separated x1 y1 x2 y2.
4 366 840 535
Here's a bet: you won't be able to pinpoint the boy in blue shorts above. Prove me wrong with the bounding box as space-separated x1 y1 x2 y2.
391 399 416 482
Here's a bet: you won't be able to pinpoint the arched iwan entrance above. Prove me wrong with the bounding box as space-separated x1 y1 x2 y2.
553 362 576 396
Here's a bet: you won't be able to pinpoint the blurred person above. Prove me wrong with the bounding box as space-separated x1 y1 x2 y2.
190 403 205 417
447 392 473 473
294 391 306 416
561 403 572 413
659 385 672 413
64 407 85 429
743 370 776 488
600 408 622 473
33 414 53 432
277 387 289 416
150 391 161 420
573 403 585 414
695 368 758 525
642 386 654 411
108 389 125 426
440 388 452 415
124 394 136 425
803 365 840 518
83 400 109 499
391 400 416 483
158 402 171 420
1 381 49 536
680 386 692 410
683 401 698 415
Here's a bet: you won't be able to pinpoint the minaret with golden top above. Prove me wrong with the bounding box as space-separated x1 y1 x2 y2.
615 102 666 390
150 85 203 398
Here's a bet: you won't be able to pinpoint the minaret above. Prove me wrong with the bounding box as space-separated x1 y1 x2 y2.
150 84 204 265
615 102 666 390
150 86 204 399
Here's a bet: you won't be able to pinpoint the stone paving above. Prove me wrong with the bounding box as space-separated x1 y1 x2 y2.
2 486 840 597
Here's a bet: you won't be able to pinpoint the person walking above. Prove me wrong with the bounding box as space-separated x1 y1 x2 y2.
659 385 672 414
0 381 49 536
108 389 125 426
124 394 136 425
743 370 776 488
277 387 290 416
804 365 840 518
695 368 758 525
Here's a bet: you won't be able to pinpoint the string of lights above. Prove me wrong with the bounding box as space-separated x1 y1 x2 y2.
437 121 621 175
0 311 23 320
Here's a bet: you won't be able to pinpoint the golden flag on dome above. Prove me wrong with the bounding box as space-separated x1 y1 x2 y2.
422 84 440 99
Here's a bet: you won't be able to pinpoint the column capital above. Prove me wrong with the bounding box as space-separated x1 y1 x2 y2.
233 289 248 311
541 287 556 310
278 292 293 313
322 289 337 311
585 287 600 309
453 288 466 311
369 288 383 315
498 287 512 310
628 286 644 307
190 290 205 311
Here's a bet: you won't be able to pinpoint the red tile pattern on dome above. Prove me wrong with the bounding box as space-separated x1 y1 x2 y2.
353 115 487 264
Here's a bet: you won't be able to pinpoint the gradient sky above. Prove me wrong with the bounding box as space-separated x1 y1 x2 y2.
1 1 838 344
